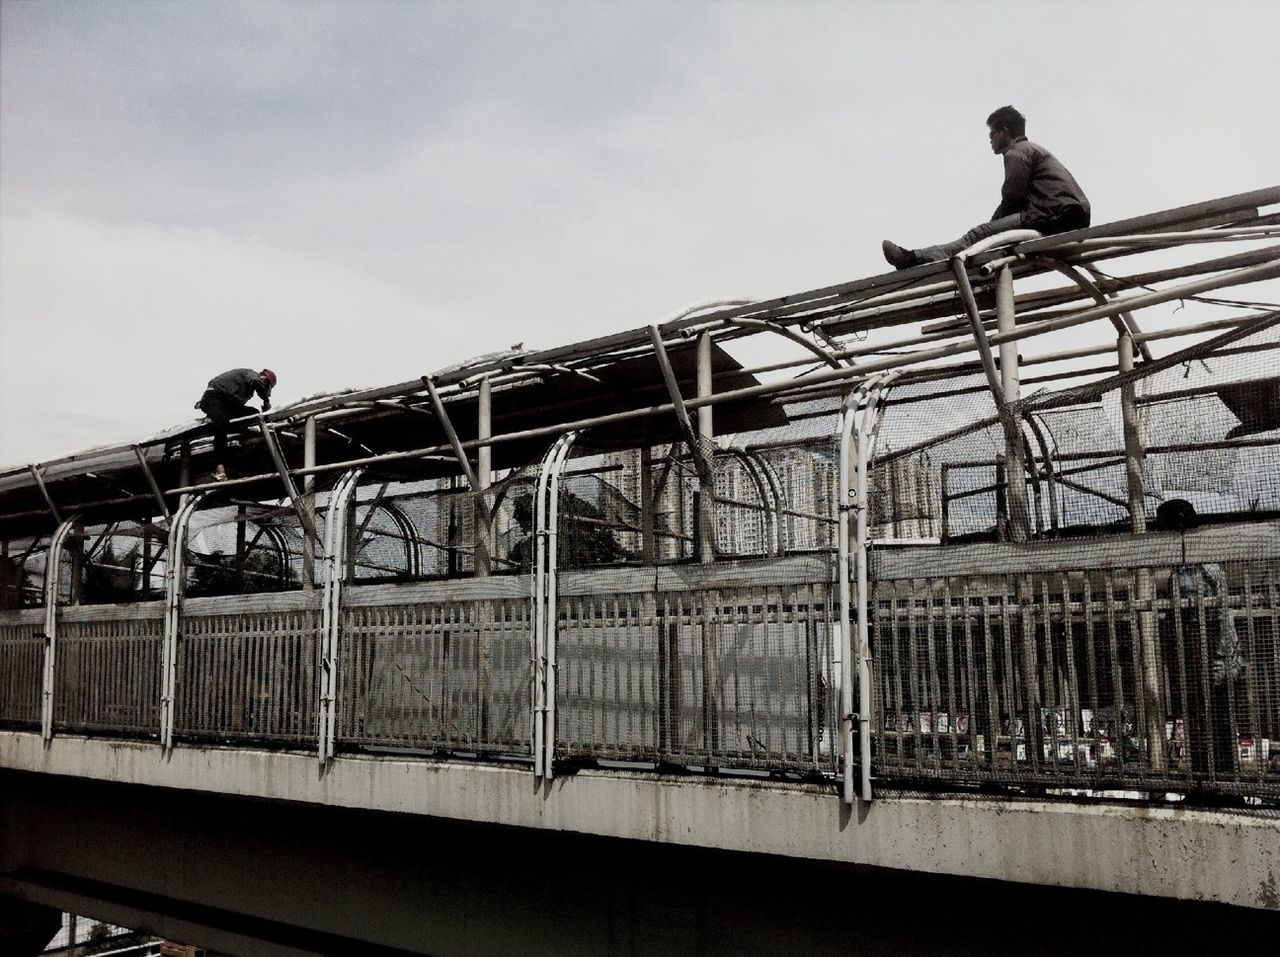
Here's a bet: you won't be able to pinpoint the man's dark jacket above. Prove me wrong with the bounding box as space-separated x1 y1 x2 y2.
206 368 272 407
992 136 1090 231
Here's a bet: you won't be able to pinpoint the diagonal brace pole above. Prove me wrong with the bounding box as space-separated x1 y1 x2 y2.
28 465 61 524
423 376 485 508
133 445 172 520
257 414 320 546
648 326 712 482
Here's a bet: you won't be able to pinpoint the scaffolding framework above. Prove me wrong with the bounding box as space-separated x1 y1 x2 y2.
2 187 1279 805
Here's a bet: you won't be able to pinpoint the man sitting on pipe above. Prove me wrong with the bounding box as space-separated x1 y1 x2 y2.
195 367 277 481
881 105 1090 269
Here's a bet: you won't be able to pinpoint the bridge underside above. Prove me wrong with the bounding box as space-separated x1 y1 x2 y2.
3 733 1278 956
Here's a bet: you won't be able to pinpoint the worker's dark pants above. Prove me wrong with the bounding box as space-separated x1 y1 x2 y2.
913 206 1091 263
198 390 254 464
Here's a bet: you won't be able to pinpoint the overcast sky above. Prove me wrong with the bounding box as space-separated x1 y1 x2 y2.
2 0 1277 466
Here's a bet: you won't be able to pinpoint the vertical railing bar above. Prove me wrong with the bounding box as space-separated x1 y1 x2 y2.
923 580 941 766
1060 572 1082 782
1169 575 1192 787
1269 568 1280 787
906 580 923 773
1193 576 1216 784
41 517 79 742
1039 574 1059 771
959 579 979 769
977 581 998 776
998 588 1018 780
889 584 906 770
1125 574 1150 781
941 579 960 770
1082 576 1103 784
1239 564 1261 783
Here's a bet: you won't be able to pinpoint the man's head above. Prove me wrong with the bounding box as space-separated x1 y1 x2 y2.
260 368 278 388
986 104 1025 154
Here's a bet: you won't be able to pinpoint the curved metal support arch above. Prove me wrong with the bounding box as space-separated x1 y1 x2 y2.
458 364 603 390
746 451 790 554
319 468 364 765
377 500 421 579
837 370 899 805
958 228 1044 261
837 383 873 804
533 431 578 781
242 521 292 590
1034 259 1155 362
722 448 780 557
660 297 755 328
712 318 844 370
1021 412 1061 537
160 492 208 750
41 515 81 742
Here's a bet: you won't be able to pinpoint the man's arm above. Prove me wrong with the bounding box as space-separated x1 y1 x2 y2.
255 376 272 412
992 144 1033 220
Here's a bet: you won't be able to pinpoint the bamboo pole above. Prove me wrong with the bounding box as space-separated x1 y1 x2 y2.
997 265 1031 543
475 378 492 577
423 376 481 494
257 415 319 547
27 465 61 523
133 446 171 521
302 415 316 590
697 331 715 564
1119 332 1167 772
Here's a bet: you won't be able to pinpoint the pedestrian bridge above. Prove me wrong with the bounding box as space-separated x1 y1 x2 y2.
3 189 1280 954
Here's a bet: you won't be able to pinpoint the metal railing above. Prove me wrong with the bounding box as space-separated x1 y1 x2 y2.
1 532 1278 801
871 528 1280 797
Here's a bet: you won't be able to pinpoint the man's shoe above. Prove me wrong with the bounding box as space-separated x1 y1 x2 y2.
881 240 918 270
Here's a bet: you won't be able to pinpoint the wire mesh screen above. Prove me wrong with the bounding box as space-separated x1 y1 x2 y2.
76 519 163 603
554 570 837 773
173 594 321 744
336 589 532 756
867 317 1280 795
55 606 162 737
184 504 308 596
0 613 42 728
0 538 38 609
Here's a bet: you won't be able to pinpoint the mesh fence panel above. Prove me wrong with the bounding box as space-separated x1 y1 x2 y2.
55 608 162 736
554 574 837 773
867 316 1280 796
337 591 532 756
332 455 549 757
0 615 42 728
174 596 321 744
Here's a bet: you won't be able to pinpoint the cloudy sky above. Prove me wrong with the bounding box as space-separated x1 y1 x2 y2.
2 0 1277 466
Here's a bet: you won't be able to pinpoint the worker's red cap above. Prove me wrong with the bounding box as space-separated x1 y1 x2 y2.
260 368 278 387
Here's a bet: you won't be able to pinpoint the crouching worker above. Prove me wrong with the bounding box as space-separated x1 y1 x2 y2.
196 367 277 481
882 105 1091 269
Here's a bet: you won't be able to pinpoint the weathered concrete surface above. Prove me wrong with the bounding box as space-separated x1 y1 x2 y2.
6 768 1280 957
3 731 1277 914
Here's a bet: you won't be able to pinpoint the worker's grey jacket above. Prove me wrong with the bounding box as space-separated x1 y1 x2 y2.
992 137 1090 229
206 368 272 407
